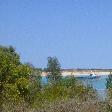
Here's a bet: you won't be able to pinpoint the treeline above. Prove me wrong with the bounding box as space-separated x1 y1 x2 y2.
0 45 112 112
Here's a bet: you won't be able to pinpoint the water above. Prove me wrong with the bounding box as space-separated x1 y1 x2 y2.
76 75 109 100
42 75 109 100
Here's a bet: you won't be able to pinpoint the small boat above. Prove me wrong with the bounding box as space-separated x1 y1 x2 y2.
90 73 96 77
77 73 100 79
89 73 100 78
89 71 97 78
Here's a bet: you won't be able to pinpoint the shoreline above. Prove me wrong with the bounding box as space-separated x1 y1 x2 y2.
42 69 112 77
41 73 110 77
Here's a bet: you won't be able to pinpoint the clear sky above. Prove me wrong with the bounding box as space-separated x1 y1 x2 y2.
0 0 112 69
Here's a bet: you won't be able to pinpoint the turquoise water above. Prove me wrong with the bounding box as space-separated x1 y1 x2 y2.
42 75 109 99
77 75 109 100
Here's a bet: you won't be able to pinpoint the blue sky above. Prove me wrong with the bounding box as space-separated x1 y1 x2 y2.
0 0 112 68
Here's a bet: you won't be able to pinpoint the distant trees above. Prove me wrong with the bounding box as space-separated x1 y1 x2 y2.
46 57 62 83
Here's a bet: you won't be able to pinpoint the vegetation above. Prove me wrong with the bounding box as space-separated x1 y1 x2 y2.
0 46 32 111
106 75 112 111
0 45 112 112
46 57 62 83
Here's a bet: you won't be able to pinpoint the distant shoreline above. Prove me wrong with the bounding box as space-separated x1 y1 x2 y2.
42 69 112 76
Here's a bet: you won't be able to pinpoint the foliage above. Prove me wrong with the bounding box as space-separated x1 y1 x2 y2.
32 76 96 109
106 75 112 89
46 57 62 83
0 45 110 112
0 46 32 111
106 75 112 111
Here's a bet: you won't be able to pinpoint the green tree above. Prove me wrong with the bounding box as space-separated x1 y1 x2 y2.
0 46 31 111
25 63 42 104
106 75 112 111
107 75 112 89
46 57 62 83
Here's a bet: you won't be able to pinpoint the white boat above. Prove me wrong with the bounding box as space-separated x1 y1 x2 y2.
76 73 100 79
89 72 100 78
90 73 96 77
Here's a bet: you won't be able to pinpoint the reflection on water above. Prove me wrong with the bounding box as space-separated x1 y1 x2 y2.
42 75 109 100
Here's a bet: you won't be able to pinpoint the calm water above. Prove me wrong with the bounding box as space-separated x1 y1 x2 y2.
42 75 109 100
76 75 109 100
